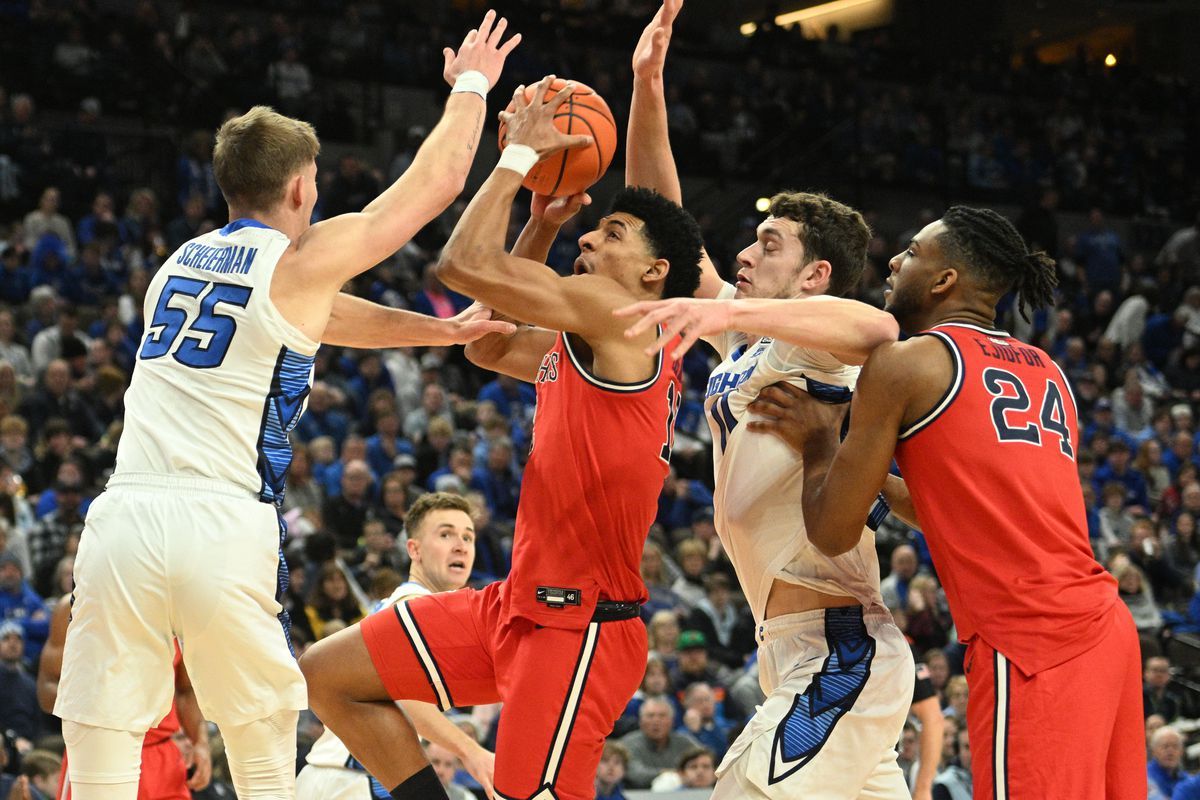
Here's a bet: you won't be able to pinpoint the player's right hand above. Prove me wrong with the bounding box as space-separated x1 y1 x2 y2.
614 296 734 359
461 742 497 799
442 9 522 91
632 0 683 81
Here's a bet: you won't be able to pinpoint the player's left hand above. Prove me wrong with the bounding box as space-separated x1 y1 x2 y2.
188 741 213 791
499 76 594 158
460 743 496 799
446 302 518 344
746 382 848 453
442 9 522 91
613 297 733 359
632 0 683 81
531 191 591 226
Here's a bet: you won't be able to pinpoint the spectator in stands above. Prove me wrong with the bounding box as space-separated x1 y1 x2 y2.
0 415 32 476
0 619 40 744
469 436 520 522
349 518 404 589
322 459 374 551
656 471 713 533
646 610 681 666
619 697 701 789
17 749 60 800
1148 726 1189 798
365 406 410 478
31 307 91 376
0 548 48 666
268 47 313 117
671 538 708 610
1143 656 1185 722
641 541 683 619
1117 561 1165 638
425 740 474 800
942 675 969 721
0 309 33 384
1139 440 1173 511
165 192 211 251
881 543 919 611
18 359 100 442
22 187 75 260
684 572 753 669
1096 439 1150 510
477 373 535 420
426 444 472 494
669 631 734 708
595 741 630 800
29 477 85 592
305 563 364 640
411 262 469 320
322 155 382 218
903 574 952 652
677 682 733 761
282 442 323 520
405 382 454 443
932 727 971 800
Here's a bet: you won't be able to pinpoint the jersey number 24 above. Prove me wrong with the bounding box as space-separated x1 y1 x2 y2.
982 367 1074 459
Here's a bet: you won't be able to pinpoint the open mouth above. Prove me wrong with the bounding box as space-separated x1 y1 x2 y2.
448 560 467 571
735 271 751 289
574 257 589 275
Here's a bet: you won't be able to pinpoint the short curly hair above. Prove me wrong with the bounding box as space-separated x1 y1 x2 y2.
609 187 704 299
767 191 871 298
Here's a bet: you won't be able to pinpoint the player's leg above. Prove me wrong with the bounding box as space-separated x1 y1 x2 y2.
711 608 913 800
56 489 177 800
301 582 502 797
295 764 371 800
169 494 306 799
491 615 647 800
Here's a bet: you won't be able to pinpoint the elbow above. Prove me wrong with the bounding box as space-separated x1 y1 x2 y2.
434 248 470 292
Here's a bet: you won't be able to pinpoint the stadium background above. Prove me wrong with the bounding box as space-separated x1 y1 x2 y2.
1 0 1200 796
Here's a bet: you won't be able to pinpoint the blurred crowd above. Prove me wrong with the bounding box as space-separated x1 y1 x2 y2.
2 0 1200 797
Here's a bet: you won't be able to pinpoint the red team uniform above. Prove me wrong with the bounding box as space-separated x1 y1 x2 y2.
893 323 1143 800
362 331 681 800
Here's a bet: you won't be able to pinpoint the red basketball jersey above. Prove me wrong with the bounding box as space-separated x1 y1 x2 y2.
893 322 1117 676
502 331 682 629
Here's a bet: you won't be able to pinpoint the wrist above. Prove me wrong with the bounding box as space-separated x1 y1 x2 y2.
497 144 539 178
450 70 489 99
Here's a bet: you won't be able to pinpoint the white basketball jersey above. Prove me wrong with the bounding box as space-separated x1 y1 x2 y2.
116 219 319 504
704 285 886 624
305 581 431 770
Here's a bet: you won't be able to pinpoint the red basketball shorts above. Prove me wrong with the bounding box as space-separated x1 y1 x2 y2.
58 737 190 800
360 580 647 800
964 603 1145 799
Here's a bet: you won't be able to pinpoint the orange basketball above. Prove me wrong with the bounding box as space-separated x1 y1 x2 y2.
498 78 617 197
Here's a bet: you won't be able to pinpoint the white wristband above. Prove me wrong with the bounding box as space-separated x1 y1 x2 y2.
451 70 489 99
497 144 539 178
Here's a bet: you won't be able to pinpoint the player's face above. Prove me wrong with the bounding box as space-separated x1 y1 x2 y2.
411 509 475 593
574 213 657 290
885 220 948 332
734 217 813 300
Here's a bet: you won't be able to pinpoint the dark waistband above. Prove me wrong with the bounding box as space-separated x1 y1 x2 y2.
592 601 642 623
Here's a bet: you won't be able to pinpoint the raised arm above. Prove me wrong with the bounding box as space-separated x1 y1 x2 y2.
626 0 724 299
290 12 521 291
322 294 514 349
436 79 633 341
616 294 899 363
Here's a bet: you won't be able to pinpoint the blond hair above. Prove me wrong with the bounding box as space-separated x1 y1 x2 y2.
404 492 471 541
213 106 320 212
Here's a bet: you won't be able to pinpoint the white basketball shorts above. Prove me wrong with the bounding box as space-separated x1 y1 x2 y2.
713 605 914 800
55 472 307 731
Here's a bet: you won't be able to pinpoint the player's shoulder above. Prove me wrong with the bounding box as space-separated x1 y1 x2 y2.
858 337 951 392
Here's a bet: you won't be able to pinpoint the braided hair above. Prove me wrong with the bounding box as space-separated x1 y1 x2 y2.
937 206 1058 321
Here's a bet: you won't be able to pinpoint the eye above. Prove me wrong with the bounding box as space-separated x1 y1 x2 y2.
607 231 620 241
905 249 915 258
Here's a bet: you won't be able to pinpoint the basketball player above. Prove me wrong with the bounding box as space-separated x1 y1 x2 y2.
53 13 520 800
297 493 492 800
636 207 1145 799
39 597 210 800
618 3 914 798
299 75 705 800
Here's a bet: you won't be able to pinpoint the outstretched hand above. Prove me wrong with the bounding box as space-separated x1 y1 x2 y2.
632 0 683 80
531 192 591 226
613 297 733 359
499 75 594 159
746 382 848 454
448 302 518 344
460 743 497 800
442 9 522 90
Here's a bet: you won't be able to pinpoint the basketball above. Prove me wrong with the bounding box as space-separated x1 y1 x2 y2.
498 78 617 197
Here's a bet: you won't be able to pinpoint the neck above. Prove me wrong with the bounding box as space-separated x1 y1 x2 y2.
912 300 998 333
407 564 436 593
227 208 302 241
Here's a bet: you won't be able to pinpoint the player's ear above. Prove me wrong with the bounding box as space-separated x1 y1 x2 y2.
931 268 958 296
406 535 420 562
643 258 669 286
800 260 832 293
287 173 304 210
